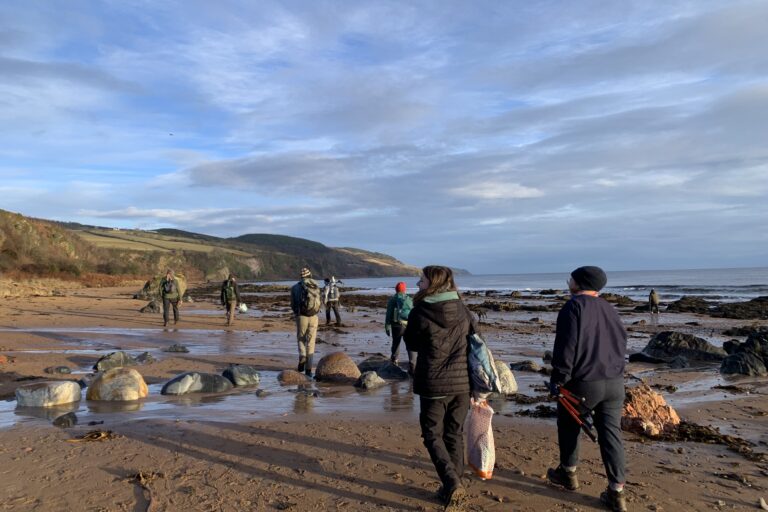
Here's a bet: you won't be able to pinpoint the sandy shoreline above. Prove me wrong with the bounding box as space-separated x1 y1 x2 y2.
1 285 767 511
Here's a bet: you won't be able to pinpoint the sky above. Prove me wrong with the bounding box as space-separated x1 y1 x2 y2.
1 1 767 274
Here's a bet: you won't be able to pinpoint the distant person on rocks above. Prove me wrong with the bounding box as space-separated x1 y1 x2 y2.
220 274 242 327
649 288 660 321
404 266 474 510
322 276 342 326
385 281 416 373
160 269 181 327
547 266 628 512
290 268 322 376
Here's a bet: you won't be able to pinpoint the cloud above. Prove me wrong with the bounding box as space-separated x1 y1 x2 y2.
449 182 543 200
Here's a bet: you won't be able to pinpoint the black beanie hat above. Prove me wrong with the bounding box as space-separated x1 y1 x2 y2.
570 266 607 291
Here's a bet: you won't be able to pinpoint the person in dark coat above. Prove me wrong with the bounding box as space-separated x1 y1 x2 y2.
404 265 474 510
547 266 628 512
220 274 242 326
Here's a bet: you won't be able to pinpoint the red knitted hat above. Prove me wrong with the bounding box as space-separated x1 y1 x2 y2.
395 282 406 292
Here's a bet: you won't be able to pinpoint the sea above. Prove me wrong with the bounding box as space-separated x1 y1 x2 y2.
267 267 768 303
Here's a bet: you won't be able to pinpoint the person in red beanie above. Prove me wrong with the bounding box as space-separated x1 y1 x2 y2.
385 281 415 373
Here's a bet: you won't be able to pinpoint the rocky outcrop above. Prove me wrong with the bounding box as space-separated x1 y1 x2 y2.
93 351 137 372
715 297 768 320
44 366 72 374
86 368 148 401
621 384 680 437
315 352 361 383
665 296 713 314
139 300 160 314
135 274 188 301
223 365 261 386
357 356 408 380
642 331 726 362
355 371 387 390
510 360 541 372
165 344 189 353
720 333 768 377
161 372 233 395
15 381 82 407
494 361 518 394
277 370 311 385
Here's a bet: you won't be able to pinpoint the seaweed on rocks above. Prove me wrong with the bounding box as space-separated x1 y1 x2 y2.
517 405 557 418
658 421 767 463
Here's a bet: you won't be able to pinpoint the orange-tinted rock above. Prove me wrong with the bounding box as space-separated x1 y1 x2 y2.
277 370 310 385
621 384 680 437
315 352 361 383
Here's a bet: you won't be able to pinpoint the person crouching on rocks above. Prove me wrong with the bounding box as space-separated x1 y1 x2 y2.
160 269 181 327
404 266 474 510
220 274 242 327
385 281 416 374
290 267 322 376
547 266 628 512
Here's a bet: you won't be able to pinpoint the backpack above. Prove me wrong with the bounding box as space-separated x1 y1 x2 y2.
393 294 412 324
299 280 322 316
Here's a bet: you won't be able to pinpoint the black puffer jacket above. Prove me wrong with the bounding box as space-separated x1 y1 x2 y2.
404 292 474 397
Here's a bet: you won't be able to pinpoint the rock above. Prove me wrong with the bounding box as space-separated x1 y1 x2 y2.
510 360 541 372
495 361 518 394
86 368 149 401
164 344 189 353
135 273 188 301
53 412 78 428
315 352 361 383
135 352 155 364
161 372 233 395
632 319 647 326
642 331 726 362
93 351 137 372
509 291 522 298
600 293 636 306
355 371 387 390
223 365 261 386
139 300 160 314
715 296 768 320
539 289 561 295
542 350 553 363
44 366 72 374
278 370 310 385
723 325 768 337
629 353 669 364
722 340 741 355
15 381 82 407
358 356 408 380
0 354 8 365
668 356 689 369
665 296 713 314
719 332 768 376
621 384 680 437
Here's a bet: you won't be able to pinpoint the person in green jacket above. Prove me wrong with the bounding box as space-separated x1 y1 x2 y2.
160 269 181 327
220 274 242 327
385 281 416 374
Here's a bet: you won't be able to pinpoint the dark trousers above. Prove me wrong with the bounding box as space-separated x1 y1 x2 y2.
162 298 179 325
419 394 470 491
390 323 416 364
557 378 626 485
325 301 341 324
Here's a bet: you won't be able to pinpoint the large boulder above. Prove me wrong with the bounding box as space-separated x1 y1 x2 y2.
93 351 137 372
161 372 233 395
315 352 361 383
86 368 148 401
135 273 188 301
494 361 518 394
715 296 768 320
277 370 311 385
642 331 726 362
357 356 408 380
223 365 261 387
665 296 713 314
719 332 768 376
510 360 541 372
15 381 82 407
621 384 680 437
355 371 387 390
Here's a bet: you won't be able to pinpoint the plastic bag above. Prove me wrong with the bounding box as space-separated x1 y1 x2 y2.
466 398 495 480
467 333 501 394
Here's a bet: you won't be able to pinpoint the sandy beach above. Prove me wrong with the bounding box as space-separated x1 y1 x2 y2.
1 283 767 511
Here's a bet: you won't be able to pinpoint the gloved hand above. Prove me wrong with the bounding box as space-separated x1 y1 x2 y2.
385 325 391 336
549 381 561 398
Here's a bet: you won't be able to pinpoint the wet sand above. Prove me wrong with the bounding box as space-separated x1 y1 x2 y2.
1 285 767 511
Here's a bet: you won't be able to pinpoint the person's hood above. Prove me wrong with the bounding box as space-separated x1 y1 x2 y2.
417 291 466 329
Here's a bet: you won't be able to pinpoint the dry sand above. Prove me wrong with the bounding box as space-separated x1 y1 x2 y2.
0 285 767 511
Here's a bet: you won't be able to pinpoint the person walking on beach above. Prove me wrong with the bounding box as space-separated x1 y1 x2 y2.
385 281 416 373
160 269 181 327
220 274 242 327
649 288 660 324
290 267 322 376
322 276 342 326
547 266 628 512
404 266 474 510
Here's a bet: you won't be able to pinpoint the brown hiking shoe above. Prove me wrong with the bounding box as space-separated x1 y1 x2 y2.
443 485 466 511
547 465 579 490
600 488 627 512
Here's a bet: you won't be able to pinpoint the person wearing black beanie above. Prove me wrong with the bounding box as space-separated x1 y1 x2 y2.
547 266 628 512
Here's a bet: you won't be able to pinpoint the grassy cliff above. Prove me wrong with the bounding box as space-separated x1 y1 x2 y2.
0 210 419 281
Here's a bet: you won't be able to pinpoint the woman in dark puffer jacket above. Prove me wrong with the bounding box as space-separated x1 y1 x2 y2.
404 265 474 510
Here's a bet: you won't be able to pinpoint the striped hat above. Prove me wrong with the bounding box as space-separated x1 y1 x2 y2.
300 267 312 278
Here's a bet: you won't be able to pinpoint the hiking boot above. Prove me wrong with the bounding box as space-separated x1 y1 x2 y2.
600 488 627 512
297 359 306 373
443 485 466 511
547 465 579 490
305 355 313 377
